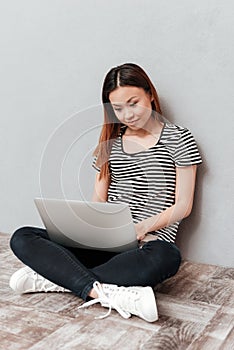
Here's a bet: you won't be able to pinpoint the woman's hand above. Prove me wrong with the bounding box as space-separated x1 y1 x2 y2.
134 221 148 241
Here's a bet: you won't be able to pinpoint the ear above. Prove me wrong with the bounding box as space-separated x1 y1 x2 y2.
149 92 154 102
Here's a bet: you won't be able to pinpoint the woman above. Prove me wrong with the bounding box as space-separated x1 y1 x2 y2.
9 63 202 323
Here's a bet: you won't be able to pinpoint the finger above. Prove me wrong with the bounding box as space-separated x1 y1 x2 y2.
137 235 145 241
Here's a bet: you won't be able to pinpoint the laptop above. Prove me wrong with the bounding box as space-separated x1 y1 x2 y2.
34 198 138 252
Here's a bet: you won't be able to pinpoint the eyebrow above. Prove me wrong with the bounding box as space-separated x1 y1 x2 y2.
111 96 138 106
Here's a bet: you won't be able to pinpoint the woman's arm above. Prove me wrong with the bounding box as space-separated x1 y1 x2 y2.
91 173 109 202
135 165 198 240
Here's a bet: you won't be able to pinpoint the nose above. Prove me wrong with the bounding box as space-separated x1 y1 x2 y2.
124 107 134 122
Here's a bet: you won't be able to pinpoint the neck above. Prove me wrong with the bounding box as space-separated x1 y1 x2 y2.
126 118 164 137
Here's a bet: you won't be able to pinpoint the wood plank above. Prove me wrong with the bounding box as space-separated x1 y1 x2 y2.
187 306 234 350
143 318 207 350
28 317 128 350
156 260 219 299
0 301 72 337
111 326 155 350
211 266 234 280
0 329 34 350
190 278 234 306
187 335 223 350
221 326 234 350
157 293 219 324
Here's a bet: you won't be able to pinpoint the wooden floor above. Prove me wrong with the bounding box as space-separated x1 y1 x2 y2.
1 232 234 350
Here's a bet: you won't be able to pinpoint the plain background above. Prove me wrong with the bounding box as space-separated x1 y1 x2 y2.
0 0 233 267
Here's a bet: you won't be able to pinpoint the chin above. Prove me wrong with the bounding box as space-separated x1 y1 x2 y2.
128 124 141 130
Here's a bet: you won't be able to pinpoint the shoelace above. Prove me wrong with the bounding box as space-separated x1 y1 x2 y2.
110 287 140 316
78 281 131 319
32 272 68 292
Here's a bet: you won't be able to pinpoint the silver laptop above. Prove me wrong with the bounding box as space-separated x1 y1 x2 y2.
34 198 138 252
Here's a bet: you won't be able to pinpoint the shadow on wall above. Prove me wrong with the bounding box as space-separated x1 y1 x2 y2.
160 98 207 260
176 147 208 260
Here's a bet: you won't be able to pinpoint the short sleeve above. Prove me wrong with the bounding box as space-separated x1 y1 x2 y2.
92 155 101 172
174 128 202 167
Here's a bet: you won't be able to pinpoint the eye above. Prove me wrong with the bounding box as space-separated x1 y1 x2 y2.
130 101 138 107
114 107 122 112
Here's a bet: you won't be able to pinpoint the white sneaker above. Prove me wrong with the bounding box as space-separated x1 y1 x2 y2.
9 266 71 294
78 281 158 323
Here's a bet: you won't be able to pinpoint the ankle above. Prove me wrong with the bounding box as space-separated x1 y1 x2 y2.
88 286 100 299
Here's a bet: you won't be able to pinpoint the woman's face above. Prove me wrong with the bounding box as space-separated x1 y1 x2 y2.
109 86 153 130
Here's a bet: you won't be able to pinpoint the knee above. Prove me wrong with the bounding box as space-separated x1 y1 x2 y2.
146 240 182 282
160 241 181 279
10 226 35 255
166 243 181 277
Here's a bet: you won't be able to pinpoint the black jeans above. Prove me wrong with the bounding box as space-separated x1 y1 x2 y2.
10 226 181 301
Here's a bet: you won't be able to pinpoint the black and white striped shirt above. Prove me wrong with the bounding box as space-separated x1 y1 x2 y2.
93 122 202 243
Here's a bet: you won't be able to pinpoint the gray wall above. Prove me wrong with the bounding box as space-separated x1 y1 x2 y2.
0 0 233 267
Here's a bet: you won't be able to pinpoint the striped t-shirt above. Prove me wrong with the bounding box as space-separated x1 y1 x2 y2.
93 122 202 243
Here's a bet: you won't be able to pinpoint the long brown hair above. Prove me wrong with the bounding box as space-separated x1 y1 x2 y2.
93 63 162 180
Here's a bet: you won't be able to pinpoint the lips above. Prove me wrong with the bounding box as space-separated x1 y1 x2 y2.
127 119 139 125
